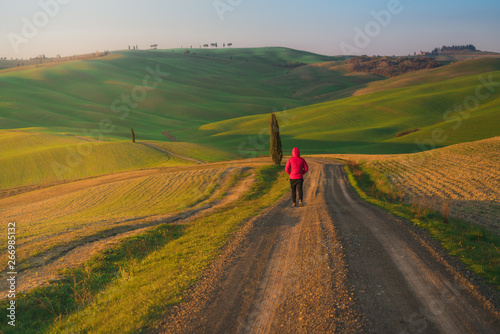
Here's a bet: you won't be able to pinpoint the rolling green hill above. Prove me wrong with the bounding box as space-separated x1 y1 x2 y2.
1 47 499 178
353 57 500 96
0 47 380 143
182 57 500 154
0 129 192 189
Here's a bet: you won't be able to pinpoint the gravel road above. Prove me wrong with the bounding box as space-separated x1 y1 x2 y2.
158 158 499 333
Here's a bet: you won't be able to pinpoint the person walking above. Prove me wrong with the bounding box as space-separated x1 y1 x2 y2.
285 147 308 207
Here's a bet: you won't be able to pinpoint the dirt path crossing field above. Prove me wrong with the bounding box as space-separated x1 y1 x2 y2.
158 158 499 333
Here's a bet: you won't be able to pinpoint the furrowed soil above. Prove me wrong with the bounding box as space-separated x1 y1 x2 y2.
0 161 264 297
320 137 500 234
2 156 498 333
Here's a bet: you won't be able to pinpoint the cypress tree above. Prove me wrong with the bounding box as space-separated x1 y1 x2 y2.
270 113 283 165
131 128 136 143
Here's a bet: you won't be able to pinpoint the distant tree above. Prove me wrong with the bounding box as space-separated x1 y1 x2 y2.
228 43 232 47
131 128 136 143
150 44 158 50
270 113 283 165
203 44 209 48
439 44 477 52
128 45 131 50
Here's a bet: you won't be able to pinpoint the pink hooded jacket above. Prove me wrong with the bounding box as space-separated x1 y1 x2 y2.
285 147 308 179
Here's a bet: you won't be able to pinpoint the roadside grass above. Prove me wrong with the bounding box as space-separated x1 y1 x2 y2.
344 160 500 290
0 165 288 333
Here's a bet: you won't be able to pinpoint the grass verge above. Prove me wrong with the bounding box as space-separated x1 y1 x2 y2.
0 165 288 333
344 160 500 291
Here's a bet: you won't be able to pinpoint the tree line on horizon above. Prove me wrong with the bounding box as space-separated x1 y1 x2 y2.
346 55 441 77
0 51 110 70
434 44 477 53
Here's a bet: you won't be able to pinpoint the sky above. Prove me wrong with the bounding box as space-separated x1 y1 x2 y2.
0 0 499 59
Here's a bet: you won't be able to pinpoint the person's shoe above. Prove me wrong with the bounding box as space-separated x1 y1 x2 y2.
299 200 303 207
292 202 296 207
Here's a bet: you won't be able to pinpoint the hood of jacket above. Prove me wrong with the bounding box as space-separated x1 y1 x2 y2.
292 147 300 157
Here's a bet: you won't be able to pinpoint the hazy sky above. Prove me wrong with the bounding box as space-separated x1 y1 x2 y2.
1 0 499 59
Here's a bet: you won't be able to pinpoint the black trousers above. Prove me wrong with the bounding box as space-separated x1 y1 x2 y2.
290 179 304 204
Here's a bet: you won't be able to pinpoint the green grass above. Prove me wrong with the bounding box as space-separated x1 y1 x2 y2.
187 57 500 154
344 160 500 290
2 48 498 162
354 57 500 96
0 164 289 333
0 129 191 189
149 141 239 162
0 47 375 143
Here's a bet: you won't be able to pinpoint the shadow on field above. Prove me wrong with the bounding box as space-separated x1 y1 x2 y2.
0 223 185 334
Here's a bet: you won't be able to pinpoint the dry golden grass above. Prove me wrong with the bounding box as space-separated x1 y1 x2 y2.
0 167 230 267
319 137 500 233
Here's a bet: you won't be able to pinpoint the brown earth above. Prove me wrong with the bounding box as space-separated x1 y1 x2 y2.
1 156 498 333
0 166 255 297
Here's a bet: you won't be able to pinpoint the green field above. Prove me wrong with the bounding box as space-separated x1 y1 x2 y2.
1 48 499 188
2 47 499 160
0 46 386 188
0 129 192 189
184 57 500 154
0 47 380 142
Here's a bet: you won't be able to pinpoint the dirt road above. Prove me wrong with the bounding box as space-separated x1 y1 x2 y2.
158 158 499 333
